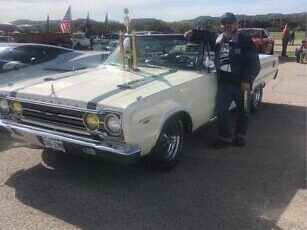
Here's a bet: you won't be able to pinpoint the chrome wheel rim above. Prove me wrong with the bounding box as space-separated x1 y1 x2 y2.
161 121 182 161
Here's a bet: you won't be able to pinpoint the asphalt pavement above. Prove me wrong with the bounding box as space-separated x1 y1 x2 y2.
0 58 306 230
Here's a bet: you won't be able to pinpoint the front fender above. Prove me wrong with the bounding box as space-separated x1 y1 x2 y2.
123 98 189 156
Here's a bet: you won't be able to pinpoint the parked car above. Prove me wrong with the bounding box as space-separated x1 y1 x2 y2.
0 35 12 43
0 34 278 170
0 43 109 85
105 40 119 51
71 33 91 50
100 34 119 44
239 28 274 55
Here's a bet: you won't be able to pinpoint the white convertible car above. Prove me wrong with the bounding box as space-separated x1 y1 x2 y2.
0 34 278 169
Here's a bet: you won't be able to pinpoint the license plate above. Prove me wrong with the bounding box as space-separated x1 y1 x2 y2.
42 137 65 152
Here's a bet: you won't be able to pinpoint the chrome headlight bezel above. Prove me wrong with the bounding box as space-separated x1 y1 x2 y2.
0 99 10 115
104 113 122 136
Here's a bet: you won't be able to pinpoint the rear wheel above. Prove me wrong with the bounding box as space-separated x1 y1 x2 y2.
142 116 184 170
250 85 263 113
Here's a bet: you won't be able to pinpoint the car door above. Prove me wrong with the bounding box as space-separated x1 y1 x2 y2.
180 51 218 130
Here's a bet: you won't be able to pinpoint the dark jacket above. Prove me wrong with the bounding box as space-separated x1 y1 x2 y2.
215 30 260 85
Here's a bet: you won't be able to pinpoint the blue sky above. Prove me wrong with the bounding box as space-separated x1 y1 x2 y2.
0 0 305 23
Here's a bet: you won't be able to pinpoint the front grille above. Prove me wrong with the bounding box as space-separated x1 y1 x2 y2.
10 101 100 137
6 99 124 141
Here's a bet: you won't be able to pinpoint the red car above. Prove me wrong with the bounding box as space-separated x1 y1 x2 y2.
239 28 274 55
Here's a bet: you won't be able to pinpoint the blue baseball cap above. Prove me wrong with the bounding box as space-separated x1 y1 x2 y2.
221 12 237 24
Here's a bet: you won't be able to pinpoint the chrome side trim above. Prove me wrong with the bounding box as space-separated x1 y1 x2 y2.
0 119 140 156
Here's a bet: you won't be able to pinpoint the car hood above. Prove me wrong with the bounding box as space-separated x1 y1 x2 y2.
0 65 192 110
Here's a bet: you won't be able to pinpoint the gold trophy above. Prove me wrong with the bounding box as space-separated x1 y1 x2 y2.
119 32 125 70
131 32 138 71
119 8 138 71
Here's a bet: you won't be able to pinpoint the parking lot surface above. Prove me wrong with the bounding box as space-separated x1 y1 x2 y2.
0 59 306 230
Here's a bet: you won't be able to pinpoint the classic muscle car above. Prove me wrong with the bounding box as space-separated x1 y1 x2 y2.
0 34 279 169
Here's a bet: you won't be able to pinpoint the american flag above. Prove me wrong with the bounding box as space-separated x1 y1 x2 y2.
60 5 71 34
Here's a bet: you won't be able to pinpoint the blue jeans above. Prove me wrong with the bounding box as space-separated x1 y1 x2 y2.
216 81 250 139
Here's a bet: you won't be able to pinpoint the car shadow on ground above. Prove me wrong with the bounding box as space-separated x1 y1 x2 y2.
4 103 306 230
278 56 297 64
0 127 17 152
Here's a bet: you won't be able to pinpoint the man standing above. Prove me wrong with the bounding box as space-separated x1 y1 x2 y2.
281 23 290 56
185 12 260 148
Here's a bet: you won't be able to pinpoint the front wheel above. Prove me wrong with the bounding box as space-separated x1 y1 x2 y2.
142 117 184 170
250 86 263 113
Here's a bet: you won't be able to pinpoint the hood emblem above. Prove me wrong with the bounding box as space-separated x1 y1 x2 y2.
51 84 57 97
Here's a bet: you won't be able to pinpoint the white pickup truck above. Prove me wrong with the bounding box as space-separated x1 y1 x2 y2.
71 33 91 50
0 34 278 170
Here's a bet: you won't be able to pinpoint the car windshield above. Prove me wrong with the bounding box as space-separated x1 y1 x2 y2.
105 35 200 70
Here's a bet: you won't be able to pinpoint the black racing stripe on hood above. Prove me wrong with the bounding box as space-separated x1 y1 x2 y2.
86 69 177 110
86 88 128 110
87 102 99 110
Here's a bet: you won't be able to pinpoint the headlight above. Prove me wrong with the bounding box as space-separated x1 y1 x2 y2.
0 99 10 115
104 114 121 136
11 101 23 115
83 113 100 131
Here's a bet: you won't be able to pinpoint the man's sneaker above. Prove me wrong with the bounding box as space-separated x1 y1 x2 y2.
213 138 233 149
234 136 246 147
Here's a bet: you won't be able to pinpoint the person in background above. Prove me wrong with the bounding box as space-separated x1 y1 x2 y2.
289 31 295 45
281 23 290 56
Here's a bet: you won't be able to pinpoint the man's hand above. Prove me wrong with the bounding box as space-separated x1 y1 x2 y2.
241 82 251 91
184 30 193 41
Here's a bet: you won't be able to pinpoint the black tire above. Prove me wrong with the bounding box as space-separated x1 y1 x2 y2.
142 116 184 170
250 86 263 113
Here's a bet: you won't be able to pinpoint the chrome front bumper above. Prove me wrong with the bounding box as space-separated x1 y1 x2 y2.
0 119 141 163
